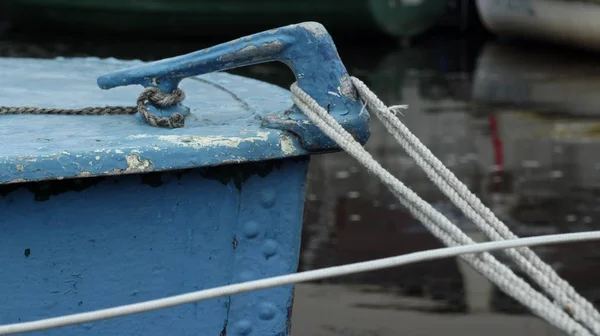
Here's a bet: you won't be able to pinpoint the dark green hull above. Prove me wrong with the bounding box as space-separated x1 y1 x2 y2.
2 0 446 38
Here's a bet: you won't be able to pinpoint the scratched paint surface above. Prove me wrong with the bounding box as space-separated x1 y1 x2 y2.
0 158 308 336
0 57 310 184
0 22 371 185
95 22 370 151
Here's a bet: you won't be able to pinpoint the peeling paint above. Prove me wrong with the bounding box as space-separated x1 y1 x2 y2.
338 74 358 101
294 22 328 37
219 41 284 63
159 133 269 149
128 131 270 149
126 134 150 139
218 158 246 165
106 168 125 174
279 135 296 155
0 23 369 186
125 154 153 172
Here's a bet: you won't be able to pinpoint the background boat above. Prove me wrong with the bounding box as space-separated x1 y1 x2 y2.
472 41 600 118
475 0 600 52
1 0 447 39
470 42 600 311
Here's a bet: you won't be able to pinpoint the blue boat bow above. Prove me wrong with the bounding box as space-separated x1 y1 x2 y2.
0 22 370 336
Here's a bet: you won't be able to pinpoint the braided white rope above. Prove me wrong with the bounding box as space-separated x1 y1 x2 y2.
348 77 600 332
290 81 594 335
0 232 599 335
346 76 600 333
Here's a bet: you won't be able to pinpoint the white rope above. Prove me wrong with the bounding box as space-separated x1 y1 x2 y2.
290 82 596 335
1 231 599 335
349 76 600 333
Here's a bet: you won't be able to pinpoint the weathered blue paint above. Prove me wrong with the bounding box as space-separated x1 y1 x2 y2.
0 23 369 186
0 158 308 335
97 22 370 151
0 58 305 185
0 22 371 335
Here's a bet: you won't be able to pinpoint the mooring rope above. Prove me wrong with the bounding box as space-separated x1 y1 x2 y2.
0 232 599 335
346 76 600 333
291 78 600 335
0 79 599 335
0 87 186 128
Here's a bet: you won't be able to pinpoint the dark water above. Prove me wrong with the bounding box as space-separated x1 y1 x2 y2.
2 28 600 335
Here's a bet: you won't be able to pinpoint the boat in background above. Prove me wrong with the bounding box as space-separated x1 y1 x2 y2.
475 0 600 52
368 0 447 42
1 0 447 39
470 41 600 311
472 41 600 118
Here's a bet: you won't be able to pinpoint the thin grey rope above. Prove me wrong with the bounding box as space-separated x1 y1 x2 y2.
0 87 186 128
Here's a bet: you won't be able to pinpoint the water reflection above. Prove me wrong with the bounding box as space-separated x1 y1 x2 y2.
471 42 600 315
297 39 600 334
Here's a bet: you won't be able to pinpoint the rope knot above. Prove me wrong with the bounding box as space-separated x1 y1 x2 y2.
137 87 187 128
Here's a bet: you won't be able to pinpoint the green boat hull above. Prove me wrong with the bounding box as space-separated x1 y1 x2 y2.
2 0 446 38
368 0 447 38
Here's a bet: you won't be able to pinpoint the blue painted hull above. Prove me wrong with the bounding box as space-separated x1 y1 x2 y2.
0 158 309 335
0 22 371 335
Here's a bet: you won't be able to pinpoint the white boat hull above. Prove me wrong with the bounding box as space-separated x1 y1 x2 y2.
472 42 600 117
475 0 600 52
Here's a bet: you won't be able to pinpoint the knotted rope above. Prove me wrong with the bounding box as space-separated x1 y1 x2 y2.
0 87 186 128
